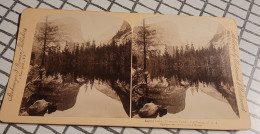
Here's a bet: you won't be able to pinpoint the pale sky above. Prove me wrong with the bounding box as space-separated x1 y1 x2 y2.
136 15 220 48
39 13 220 48
39 13 124 44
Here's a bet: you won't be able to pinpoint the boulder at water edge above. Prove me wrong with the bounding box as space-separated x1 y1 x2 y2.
138 103 160 118
27 99 49 116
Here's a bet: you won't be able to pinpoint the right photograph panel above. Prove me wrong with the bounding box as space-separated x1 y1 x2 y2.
131 16 239 119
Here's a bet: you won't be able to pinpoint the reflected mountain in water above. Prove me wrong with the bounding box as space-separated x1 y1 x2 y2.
46 81 129 117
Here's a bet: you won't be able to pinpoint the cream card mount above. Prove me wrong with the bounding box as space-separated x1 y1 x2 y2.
0 8 250 130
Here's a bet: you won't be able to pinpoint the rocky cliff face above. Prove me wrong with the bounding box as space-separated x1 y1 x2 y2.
109 21 132 45
207 24 228 48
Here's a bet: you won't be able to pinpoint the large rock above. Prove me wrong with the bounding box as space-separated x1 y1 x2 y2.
138 103 159 118
138 103 167 118
27 99 49 116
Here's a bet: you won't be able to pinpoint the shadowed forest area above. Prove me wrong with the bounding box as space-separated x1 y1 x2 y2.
43 39 131 86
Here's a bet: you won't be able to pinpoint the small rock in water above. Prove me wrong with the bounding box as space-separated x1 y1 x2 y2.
48 104 57 114
158 108 167 117
180 81 190 88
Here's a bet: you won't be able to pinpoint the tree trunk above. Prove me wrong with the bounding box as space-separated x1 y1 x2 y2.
143 19 148 97
143 19 147 83
40 17 47 80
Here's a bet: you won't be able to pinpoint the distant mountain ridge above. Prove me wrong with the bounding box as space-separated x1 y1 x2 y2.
207 24 228 48
109 21 132 45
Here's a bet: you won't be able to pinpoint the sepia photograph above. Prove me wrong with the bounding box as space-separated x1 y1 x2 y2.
0 9 250 129
131 16 239 119
19 13 131 118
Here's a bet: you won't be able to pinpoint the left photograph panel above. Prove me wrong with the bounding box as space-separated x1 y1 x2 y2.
19 13 132 118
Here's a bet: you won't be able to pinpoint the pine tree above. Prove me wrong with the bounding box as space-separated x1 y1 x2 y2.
35 17 60 80
135 19 156 83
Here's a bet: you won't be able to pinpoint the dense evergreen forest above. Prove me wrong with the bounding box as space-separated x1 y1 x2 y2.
36 39 132 86
132 19 234 97
133 43 234 93
28 17 131 88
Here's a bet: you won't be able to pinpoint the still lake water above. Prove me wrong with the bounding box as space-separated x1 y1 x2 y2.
144 77 238 119
160 86 238 119
46 81 237 119
46 83 128 118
